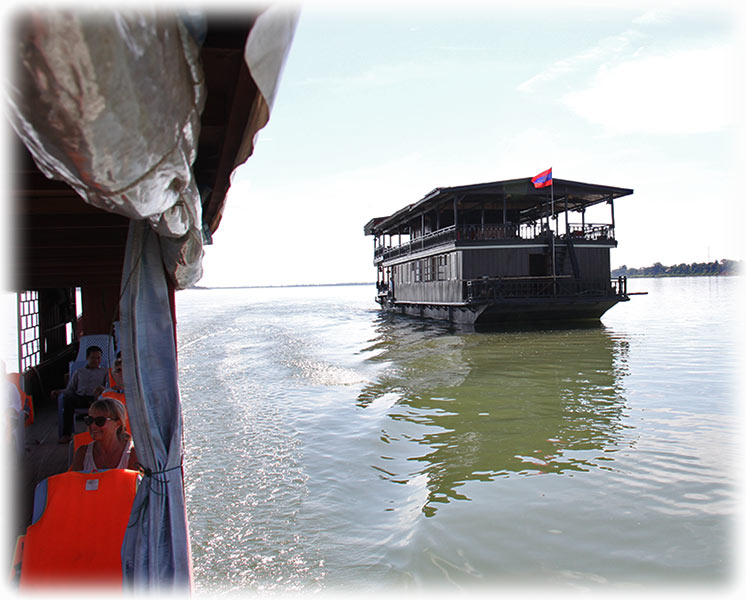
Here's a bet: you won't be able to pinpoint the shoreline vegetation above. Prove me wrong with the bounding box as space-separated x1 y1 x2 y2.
187 260 743 290
611 259 742 278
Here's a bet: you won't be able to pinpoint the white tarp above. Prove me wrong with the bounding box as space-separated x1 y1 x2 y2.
9 12 206 287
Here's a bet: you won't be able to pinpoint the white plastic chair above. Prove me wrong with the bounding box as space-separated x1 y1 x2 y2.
57 335 115 437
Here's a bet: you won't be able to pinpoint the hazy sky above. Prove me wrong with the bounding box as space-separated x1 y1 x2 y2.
200 0 743 287
0 1 741 291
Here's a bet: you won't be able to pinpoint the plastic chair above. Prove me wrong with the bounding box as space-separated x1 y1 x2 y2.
7 372 33 426
13 469 139 588
56 334 116 437
73 334 116 366
56 359 110 438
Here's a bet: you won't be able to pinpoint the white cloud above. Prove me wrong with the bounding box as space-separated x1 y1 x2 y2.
200 153 439 287
562 44 738 135
517 30 642 93
632 9 669 25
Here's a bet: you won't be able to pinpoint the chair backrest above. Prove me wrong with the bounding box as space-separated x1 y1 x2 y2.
73 431 93 452
68 359 88 379
19 469 139 588
7 372 34 426
74 334 117 366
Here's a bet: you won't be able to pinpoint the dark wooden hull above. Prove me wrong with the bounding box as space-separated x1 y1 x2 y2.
379 296 625 325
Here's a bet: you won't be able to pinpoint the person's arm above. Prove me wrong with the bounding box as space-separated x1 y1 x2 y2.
127 445 139 470
70 444 86 471
64 369 80 395
52 369 78 400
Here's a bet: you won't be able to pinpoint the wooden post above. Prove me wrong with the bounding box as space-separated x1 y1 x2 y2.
502 192 507 232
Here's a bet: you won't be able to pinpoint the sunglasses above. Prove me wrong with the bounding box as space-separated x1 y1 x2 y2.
83 415 117 427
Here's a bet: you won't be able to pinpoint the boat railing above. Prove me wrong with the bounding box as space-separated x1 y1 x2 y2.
611 275 628 297
375 222 616 261
375 224 527 261
456 224 521 242
566 223 615 241
376 281 390 298
465 276 621 302
375 225 457 260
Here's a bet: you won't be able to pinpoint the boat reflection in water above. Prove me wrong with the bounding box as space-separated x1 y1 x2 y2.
358 317 631 517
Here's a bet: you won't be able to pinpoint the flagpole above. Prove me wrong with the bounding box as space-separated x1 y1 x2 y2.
551 172 556 279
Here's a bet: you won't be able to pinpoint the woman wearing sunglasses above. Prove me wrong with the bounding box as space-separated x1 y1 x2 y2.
70 397 138 472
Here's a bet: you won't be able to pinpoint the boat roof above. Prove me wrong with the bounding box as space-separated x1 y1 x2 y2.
364 177 633 235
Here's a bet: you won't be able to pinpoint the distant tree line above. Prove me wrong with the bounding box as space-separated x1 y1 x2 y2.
612 259 742 278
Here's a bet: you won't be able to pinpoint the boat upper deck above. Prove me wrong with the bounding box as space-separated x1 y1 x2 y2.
364 177 633 238
364 177 633 266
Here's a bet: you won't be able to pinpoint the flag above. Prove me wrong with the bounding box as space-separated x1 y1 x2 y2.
532 168 552 188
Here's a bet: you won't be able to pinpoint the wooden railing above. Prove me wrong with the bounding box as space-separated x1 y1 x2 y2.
464 276 624 302
375 223 615 261
566 223 615 241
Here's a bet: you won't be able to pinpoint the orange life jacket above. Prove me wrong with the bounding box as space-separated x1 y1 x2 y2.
100 388 126 405
19 469 139 588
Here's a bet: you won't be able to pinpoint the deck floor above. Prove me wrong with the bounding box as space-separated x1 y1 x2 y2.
11 399 73 541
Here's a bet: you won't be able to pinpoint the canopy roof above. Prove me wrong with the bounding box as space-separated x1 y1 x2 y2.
364 177 633 236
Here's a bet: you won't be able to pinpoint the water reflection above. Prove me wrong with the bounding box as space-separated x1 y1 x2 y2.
359 317 631 516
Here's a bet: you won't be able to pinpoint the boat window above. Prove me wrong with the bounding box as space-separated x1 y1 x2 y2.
437 255 448 281
18 291 41 372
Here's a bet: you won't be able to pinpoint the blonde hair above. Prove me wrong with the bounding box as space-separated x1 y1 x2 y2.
89 397 130 442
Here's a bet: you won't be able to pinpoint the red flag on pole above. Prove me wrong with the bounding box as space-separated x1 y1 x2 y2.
531 168 553 188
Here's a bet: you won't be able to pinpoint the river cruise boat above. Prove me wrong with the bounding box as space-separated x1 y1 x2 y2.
364 176 633 325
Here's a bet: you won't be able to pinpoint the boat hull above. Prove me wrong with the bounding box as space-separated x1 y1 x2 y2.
379 296 625 325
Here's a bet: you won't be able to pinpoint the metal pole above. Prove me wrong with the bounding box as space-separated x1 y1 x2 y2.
551 183 556 278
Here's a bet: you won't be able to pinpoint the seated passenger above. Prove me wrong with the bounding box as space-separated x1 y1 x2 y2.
99 353 124 402
70 397 138 472
54 345 109 444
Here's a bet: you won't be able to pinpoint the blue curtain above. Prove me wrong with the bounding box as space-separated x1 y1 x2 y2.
119 220 192 590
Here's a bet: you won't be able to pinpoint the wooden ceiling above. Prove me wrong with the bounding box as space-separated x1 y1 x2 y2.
11 16 261 291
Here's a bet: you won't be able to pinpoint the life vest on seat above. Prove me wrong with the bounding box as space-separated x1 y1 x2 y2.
18 469 139 588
